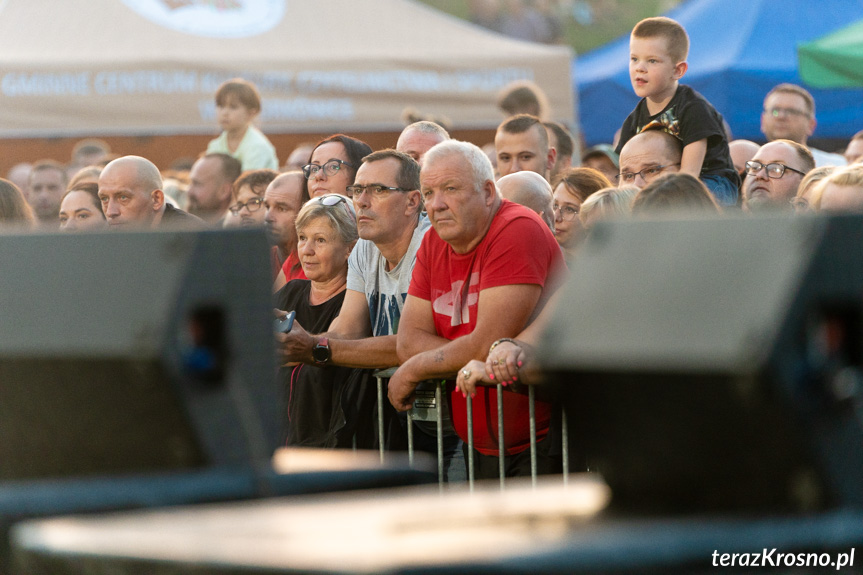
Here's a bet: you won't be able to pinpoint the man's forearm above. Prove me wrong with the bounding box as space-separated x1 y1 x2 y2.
328 334 400 369
396 328 449 364
403 334 486 381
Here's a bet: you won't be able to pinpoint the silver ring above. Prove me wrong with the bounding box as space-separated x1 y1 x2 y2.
461 369 471 379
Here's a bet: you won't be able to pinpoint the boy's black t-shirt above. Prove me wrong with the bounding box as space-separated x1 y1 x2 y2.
615 84 738 187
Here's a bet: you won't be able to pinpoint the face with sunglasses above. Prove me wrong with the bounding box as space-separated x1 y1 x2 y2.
305 142 354 198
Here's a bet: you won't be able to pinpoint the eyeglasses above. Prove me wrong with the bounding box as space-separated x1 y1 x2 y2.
345 184 407 199
302 159 354 179
229 197 264 215
552 203 579 221
615 163 680 184
790 197 810 210
745 161 806 179
765 107 810 119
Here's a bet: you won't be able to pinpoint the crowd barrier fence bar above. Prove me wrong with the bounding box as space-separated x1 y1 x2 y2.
497 383 505 490
373 370 554 490
467 394 474 492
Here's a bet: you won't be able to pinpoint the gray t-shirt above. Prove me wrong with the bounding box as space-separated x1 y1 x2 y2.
347 216 431 338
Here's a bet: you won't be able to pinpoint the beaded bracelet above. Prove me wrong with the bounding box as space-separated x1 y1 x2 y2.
489 338 518 353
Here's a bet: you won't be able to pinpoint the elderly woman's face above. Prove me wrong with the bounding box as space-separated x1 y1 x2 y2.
307 142 353 198
297 215 352 282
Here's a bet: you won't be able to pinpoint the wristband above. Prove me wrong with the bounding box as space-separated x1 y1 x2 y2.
489 338 518 353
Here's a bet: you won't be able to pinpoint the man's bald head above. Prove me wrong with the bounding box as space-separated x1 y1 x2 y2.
497 171 554 229
618 130 682 189
729 139 761 175
98 155 165 228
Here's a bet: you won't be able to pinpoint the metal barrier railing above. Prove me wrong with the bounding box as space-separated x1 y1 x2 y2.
373 369 567 491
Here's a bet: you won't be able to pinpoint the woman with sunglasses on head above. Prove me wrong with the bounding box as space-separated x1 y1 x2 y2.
224 168 279 228
274 194 375 447
303 134 372 198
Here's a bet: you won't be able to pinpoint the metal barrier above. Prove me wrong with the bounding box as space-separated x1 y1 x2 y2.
373 369 567 491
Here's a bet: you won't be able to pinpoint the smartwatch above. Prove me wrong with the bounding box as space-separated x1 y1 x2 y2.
312 337 331 365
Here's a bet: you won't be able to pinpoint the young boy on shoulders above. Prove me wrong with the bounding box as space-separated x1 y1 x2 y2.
614 17 738 206
206 78 279 171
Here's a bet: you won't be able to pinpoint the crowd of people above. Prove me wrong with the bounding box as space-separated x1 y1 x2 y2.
3 15 863 483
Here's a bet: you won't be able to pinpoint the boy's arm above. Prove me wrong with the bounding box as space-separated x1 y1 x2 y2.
679 138 707 178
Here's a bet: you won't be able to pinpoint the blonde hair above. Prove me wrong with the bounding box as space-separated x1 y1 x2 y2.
579 186 637 230
811 164 863 210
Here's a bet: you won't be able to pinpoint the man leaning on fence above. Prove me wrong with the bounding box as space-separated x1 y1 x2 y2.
388 140 565 479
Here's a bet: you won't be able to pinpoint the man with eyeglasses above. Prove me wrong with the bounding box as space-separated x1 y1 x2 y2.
761 84 846 168
279 150 444 462
743 139 815 212
616 129 682 190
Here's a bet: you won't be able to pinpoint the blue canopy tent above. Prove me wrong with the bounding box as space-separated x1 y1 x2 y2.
575 0 863 147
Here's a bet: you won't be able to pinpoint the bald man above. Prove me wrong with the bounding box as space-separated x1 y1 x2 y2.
729 140 760 177
497 171 555 230
617 130 682 189
98 155 203 229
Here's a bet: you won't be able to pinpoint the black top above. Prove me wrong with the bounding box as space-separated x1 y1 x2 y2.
275 280 375 448
160 203 206 229
615 84 738 188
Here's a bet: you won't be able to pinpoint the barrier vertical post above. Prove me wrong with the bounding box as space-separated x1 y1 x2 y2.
376 375 385 463
407 411 414 467
436 383 444 491
529 385 537 487
497 383 505 490
467 394 474 492
561 409 569 486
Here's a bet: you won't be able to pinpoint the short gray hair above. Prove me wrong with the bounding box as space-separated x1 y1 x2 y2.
423 140 494 192
295 193 357 245
403 120 450 140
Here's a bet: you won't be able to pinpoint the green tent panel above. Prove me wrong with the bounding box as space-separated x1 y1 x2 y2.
799 19 863 88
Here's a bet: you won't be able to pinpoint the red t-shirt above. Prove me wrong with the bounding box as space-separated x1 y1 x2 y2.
281 250 307 282
409 200 564 456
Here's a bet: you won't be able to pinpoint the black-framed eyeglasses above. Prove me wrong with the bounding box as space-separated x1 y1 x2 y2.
552 203 579 221
345 184 407 198
229 197 264 215
745 161 806 179
765 107 810 119
302 159 354 179
615 163 680 184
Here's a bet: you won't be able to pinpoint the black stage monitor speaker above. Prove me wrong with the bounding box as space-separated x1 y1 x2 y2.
541 214 863 514
0 229 280 481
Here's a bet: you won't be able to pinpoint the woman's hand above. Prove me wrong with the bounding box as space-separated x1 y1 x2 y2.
455 360 490 398
486 340 526 386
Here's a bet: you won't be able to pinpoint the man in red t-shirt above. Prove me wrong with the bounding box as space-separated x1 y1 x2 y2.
389 140 565 479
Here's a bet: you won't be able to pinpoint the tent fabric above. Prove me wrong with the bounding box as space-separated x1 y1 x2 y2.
574 0 863 147
799 19 863 88
0 0 573 138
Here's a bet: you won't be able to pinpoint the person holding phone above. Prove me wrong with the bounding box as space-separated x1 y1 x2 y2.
273 194 374 447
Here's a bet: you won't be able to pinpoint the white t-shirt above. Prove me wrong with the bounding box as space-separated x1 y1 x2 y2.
346 215 430 337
